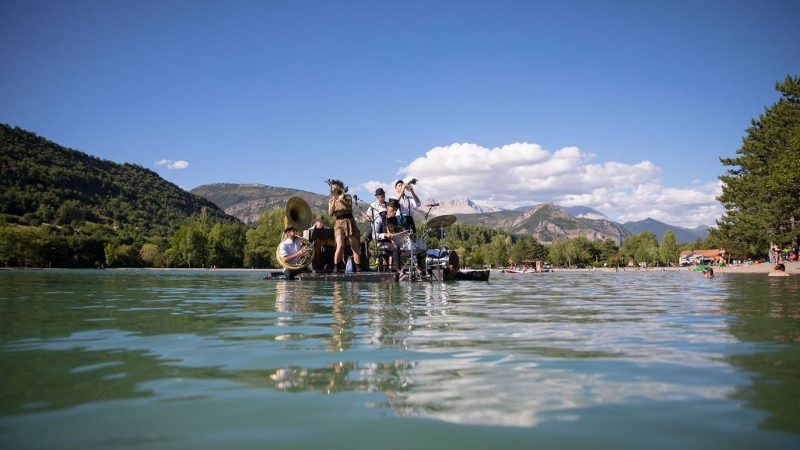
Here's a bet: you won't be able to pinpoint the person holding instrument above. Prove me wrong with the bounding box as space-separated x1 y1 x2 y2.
279 226 309 279
391 178 421 233
373 199 405 271
326 179 361 272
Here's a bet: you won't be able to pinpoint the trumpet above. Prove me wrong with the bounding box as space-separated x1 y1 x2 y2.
325 179 348 197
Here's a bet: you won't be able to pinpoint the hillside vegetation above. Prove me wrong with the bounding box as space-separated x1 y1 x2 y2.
1 124 230 236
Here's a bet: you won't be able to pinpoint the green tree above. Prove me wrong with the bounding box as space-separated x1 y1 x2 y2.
140 243 163 267
564 236 593 267
244 209 285 268
548 240 566 267
485 235 512 267
207 223 246 267
622 232 659 266
170 225 208 268
659 230 680 266
716 75 800 257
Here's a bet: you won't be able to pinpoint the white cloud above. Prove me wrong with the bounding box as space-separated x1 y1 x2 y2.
155 159 190 170
358 142 722 228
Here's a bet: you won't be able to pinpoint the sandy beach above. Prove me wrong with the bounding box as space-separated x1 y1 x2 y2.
712 260 799 274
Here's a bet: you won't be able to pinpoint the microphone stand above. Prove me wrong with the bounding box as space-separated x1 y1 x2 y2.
352 194 377 271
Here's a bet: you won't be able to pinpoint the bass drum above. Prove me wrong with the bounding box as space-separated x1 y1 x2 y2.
425 249 460 278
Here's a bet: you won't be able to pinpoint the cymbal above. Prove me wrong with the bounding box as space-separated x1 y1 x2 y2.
426 215 457 228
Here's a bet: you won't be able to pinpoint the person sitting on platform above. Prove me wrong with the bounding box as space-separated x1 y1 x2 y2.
391 179 421 233
373 199 405 271
367 188 388 220
327 179 361 272
279 226 310 280
307 215 334 273
363 188 388 246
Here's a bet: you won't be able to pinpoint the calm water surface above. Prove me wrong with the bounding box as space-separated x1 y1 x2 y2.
1 269 799 449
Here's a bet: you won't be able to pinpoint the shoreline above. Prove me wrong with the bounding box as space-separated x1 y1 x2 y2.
3 261 797 275
546 260 799 274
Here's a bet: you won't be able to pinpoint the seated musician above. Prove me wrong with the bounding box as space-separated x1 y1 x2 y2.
307 215 334 272
363 188 388 246
373 199 405 271
279 226 310 280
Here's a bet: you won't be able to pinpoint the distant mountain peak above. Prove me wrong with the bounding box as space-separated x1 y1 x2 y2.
559 205 609 221
430 197 502 215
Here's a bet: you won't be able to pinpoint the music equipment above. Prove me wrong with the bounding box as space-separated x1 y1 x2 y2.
425 215 457 228
401 234 426 252
275 197 315 270
425 248 460 275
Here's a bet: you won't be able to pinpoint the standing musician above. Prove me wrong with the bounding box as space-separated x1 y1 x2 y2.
327 179 361 272
391 179 421 233
373 199 405 271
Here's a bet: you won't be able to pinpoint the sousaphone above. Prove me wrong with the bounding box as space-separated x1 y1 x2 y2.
275 197 315 270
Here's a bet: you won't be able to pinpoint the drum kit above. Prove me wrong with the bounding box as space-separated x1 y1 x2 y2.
397 214 458 281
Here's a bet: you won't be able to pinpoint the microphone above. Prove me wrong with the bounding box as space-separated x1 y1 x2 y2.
426 203 439 207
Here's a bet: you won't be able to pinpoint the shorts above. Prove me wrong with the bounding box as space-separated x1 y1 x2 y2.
334 218 360 239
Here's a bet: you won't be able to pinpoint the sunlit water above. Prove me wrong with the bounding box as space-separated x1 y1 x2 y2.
1 269 799 449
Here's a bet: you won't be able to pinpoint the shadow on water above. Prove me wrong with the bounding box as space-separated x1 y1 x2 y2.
721 274 800 433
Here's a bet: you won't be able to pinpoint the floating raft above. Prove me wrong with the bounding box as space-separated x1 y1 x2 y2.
265 270 398 282
454 269 490 281
265 269 488 282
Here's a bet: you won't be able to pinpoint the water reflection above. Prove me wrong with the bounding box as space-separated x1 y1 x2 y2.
722 274 800 432
1 270 799 440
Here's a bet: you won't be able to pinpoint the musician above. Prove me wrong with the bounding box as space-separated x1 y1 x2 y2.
372 199 404 271
368 188 388 219
279 226 309 279
307 215 334 273
364 187 388 246
391 179 421 233
327 179 361 272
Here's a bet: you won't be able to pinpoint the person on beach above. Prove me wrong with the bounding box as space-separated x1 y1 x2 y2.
769 243 780 264
768 263 790 277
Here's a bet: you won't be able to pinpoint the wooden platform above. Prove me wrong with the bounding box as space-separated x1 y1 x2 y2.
454 269 490 281
264 269 488 282
265 270 398 282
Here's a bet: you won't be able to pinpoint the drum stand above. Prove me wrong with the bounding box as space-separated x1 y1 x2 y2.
398 232 429 282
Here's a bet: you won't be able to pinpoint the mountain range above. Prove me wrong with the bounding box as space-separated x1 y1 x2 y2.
191 183 711 244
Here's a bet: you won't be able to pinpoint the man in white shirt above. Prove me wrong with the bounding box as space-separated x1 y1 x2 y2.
390 179 421 233
279 226 308 279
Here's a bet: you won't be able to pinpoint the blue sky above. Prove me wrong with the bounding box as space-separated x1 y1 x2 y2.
2 0 798 227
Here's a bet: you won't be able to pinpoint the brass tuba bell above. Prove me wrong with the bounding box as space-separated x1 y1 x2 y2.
275 196 315 270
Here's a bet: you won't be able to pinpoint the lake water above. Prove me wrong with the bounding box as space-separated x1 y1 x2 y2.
1 269 799 450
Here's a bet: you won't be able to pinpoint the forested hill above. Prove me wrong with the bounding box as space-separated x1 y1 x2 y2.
0 124 234 236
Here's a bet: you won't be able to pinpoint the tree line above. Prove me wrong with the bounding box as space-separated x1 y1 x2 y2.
1 207 695 269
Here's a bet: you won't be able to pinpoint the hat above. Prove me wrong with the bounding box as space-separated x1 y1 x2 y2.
314 215 325 222
374 188 385 196
387 199 400 208
283 226 296 233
